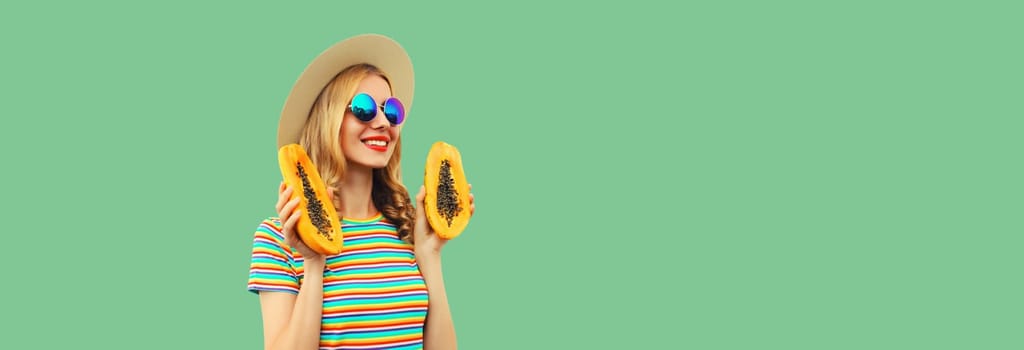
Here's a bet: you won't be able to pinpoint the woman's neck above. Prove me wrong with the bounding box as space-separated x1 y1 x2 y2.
336 165 378 220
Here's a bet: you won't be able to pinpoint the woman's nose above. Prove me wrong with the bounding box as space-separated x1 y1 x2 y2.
368 108 390 129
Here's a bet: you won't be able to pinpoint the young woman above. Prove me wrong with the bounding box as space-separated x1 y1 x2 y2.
246 34 473 350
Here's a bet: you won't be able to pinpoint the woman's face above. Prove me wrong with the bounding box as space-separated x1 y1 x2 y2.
340 74 402 170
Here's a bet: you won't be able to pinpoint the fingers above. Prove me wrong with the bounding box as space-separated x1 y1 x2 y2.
276 184 294 213
413 186 429 241
282 196 300 218
283 207 302 243
468 183 475 216
415 185 426 220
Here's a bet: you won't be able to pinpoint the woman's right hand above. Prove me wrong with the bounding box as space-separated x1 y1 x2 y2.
276 182 330 260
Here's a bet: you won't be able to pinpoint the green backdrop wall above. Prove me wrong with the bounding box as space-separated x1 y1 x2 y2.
2 1 1020 349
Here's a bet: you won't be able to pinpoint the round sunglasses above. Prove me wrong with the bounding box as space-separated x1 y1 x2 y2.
348 93 405 126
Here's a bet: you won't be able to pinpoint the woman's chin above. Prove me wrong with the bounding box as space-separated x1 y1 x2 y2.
348 158 390 170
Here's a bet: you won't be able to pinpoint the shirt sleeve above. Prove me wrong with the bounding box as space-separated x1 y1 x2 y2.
247 218 300 295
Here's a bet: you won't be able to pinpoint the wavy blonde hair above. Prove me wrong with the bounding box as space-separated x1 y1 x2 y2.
297 63 416 244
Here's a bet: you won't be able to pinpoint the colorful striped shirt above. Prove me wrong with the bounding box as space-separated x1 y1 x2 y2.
247 213 429 350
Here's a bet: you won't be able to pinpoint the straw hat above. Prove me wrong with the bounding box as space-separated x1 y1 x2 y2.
276 34 415 148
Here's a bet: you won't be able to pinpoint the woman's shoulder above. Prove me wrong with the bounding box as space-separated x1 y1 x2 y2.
253 216 286 242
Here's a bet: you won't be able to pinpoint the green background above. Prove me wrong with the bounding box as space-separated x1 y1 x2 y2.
2 0 1021 349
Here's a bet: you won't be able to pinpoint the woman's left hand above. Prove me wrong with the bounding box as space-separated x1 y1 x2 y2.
414 184 475 259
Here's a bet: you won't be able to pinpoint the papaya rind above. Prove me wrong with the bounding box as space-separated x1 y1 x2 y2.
423 141 471 240
278 143 343 255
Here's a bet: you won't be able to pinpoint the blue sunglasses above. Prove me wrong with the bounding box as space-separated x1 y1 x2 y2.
348 93 405 126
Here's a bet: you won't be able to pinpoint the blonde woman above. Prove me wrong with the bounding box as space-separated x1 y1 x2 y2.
246 34 473 350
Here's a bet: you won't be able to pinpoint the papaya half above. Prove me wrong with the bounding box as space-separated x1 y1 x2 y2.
423 141 471 239
278 143 343 255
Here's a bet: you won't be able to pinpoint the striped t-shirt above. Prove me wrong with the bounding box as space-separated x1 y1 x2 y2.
247 213 429 350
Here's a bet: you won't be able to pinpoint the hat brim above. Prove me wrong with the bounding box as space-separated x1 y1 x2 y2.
277 34 415 148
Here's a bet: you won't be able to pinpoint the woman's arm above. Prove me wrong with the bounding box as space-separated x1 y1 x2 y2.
413 184 475 350
417 254 457 350
258 257 326 350
250 183 333 350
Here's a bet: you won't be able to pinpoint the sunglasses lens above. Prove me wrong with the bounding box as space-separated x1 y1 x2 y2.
383 97 405 125
349 93 376 121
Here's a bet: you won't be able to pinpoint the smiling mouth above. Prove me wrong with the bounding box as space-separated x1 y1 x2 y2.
362 138 389 152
